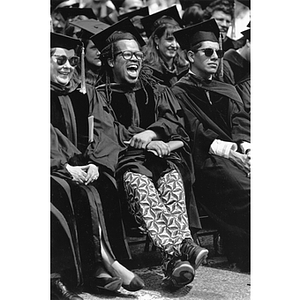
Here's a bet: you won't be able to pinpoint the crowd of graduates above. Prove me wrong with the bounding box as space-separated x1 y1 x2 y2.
50 1 251 299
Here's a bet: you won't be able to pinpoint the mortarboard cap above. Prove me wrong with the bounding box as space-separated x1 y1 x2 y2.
51 32 82 50
238 21 250 41
141 6 182 38
52 0 80 13
59 7 97 21
118 7 149 38
91 17 145 52
118 6 149 21
240 0 250 8
173 19 220 51
111 0 125 10
69 19 110 40
241 28 250 40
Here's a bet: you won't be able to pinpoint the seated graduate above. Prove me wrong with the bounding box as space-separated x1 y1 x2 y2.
171 19 250 272
50 32 145 300
69 18 109 92
202 0 236 52
141 6 189 87
90 18 208 290
219 24 251 114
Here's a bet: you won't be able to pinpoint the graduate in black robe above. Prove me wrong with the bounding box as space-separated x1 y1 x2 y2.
202 0 237 52
220 27 251 114
50 32 144 298
91 18 208 290
172 19 250 272
141 7 189 87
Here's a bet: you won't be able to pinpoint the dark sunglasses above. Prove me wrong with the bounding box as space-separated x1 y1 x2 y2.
197 48 224 58
115 50 144 61
53 55 80 67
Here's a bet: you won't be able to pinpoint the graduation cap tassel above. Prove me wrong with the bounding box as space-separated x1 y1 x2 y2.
79 45 86 94
218 32 223 78
231 0 236 39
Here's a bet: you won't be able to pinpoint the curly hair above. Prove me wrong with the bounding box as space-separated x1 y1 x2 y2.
203 0 234 20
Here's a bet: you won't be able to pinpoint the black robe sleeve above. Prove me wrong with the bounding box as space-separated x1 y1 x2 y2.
51 124 81 178
83 88 122 175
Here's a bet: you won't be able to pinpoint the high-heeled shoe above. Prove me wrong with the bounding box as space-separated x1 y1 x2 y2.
122 274 145 292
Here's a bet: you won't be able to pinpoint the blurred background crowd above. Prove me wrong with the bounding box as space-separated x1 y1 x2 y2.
50 0 250 42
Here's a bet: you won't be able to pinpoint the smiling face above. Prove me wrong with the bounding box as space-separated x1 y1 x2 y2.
188 41 220 79
110 39 142 85
85 40 101 68
51 48 76 86
155 29 179 63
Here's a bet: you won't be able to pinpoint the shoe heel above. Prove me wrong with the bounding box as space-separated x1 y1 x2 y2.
163 260 195 289
194 248 209 270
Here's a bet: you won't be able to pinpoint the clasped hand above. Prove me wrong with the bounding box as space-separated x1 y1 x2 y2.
228 150 251 176
146 141 171 158
65 163 99 185
125 130 157 149
124 130 171 158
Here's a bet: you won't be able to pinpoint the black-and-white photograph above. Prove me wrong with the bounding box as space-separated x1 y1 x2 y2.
49 1 251 299
7 1 300 300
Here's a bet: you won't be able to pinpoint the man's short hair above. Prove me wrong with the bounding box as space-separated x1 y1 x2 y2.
203 0 234 20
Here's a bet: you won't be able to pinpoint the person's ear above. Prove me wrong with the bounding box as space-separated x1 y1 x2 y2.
187 50 195 63
108 59 114 67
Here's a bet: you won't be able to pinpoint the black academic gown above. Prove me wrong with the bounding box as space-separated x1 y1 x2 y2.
223 36 238 52
51 197 83 289
94 79 202 234
143 59 189 87
51 80 129 286
171 73 250 270
221 49 251 114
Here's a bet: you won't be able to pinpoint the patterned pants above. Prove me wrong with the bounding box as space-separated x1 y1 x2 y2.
123 169 192 257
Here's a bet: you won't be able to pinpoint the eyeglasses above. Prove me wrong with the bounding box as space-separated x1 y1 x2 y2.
197 48 224 58
53 55 80 67
115 50 144 61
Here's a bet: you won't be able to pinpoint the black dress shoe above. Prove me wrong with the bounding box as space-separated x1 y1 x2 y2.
122 274 145 291
51 279 83 300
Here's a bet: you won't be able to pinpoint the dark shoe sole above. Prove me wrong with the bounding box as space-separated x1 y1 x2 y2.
96 279 122 292
122 274 145 292
163 262 195 289
88 277 123 294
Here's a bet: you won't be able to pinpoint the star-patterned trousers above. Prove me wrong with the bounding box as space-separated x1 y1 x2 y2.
123 169 192 257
